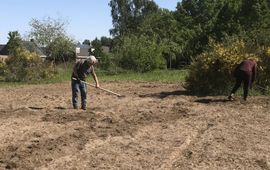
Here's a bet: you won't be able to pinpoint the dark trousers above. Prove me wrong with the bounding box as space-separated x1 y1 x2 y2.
231 70 251 100
71 79 87 108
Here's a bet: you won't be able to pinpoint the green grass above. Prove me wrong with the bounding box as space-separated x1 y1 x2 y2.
46 62 188 83
0 62 188 87
1 66 269 96
97 69 188 82
0 79 25 87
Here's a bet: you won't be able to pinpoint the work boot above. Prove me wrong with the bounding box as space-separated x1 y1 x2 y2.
73 105 78 109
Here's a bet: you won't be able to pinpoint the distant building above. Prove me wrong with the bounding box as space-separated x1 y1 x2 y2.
75 44 92 62
0 44 8 62
22 41 47 60
0 41 47 62
75 44 110 62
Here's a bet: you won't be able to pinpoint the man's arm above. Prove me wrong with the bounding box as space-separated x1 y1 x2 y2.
72 62 80 79
91 67 100 88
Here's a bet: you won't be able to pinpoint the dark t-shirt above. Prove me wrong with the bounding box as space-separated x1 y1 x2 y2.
236 60 257 72
72 60 94 81
234 60 257 82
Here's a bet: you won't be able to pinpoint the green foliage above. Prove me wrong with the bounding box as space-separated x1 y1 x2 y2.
4 47 55 82
29 17 68 47
185 39 259 95
6 31 22 55
28 17 75 64
257 47 270 88
82 39 90 46
173 0 270 63
91 38 111 70
108 0 270 71
98 69 187 82
138 10 185 68
114 35 166 72
109 0 158 36
100 36 113 47
0 61 7 76
46 36 75 63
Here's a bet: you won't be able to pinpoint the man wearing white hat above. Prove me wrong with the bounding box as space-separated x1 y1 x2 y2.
71 55 99 110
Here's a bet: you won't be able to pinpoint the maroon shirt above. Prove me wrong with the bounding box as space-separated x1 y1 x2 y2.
234 60 257 82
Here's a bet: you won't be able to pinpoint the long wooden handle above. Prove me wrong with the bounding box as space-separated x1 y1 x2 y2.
72 78 123 97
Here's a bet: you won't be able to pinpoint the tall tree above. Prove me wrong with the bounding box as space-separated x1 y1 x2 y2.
6 31 22 55
82 39 91 46
29 17 68 47
109 0 158 36
28 17 76 63
47 36 75 63
240 0 270 47
100 36 113 47
138 10 185 67
174 0 244 60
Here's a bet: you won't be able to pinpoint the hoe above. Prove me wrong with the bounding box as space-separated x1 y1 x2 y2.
72 78 124 97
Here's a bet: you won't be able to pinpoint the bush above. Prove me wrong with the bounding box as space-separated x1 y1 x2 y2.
46 36 76 63
4 47 55 82
185 39 259 95
0 61 7 76
114 35 166 72
257 47 270 88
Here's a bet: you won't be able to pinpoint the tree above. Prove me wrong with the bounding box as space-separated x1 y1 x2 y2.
109 0 158 36
89 37 113 70
6 31 22 55
240 0 270 48
28 17 68 47
4 31 55 82
138 10 184 68
82 39 91 46
100 36 113 47
173 0 246 61
28 17 76 63
114 34 166 72
47 36 75 63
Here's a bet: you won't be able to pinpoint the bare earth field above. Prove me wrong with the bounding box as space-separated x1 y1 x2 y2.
0 81 269 170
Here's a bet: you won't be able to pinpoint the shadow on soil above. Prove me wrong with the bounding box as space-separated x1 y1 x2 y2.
139 90 191 99
194 98 231 104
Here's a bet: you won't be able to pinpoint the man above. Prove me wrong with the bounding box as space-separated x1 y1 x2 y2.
71 56 99 110
228 59 257 101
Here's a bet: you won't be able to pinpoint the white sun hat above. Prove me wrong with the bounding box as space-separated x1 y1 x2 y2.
88 55 97 63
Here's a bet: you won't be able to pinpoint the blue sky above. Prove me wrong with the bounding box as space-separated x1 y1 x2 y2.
0 0 180 44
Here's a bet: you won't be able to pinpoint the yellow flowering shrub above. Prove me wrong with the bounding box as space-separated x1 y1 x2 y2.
0 61 7 76
185 39 259 95
4 47 55 81
266 47 270 56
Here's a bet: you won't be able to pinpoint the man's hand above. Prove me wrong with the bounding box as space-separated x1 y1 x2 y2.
75 77 81 83
96 83 100 88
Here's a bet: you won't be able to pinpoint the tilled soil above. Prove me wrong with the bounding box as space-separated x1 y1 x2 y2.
0 81 269 170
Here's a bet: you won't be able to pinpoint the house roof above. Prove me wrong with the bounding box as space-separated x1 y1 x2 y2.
22 41 46 56
0 44 8 55
0 41 46 57
0 45 5 51
76 44 91 49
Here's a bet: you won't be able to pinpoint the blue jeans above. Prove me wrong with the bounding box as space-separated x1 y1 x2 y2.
71 79 87 108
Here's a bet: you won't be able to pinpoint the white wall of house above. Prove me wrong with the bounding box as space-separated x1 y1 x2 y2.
0 55 8 62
